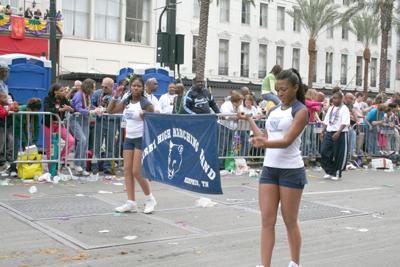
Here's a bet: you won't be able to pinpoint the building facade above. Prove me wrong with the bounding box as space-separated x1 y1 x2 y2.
2 0 398 96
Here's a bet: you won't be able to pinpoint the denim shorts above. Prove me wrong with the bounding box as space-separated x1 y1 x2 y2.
259 166 307 189
123 137 142 151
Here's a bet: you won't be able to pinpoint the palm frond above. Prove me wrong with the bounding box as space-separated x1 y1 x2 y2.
349 12 381 48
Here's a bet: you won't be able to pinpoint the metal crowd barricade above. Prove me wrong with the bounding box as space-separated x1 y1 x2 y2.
5 111 63 175
64 112 124 177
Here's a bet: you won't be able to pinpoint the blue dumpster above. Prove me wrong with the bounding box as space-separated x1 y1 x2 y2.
117 65 174 99
0 53 52 150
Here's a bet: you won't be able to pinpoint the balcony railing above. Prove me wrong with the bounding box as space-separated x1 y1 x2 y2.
356 78 362 86
192 61 197 73
241 67 249 77
340 77 347 85
258 70 267 79
371 79 376 87
218 66 229 75
325 75 332 84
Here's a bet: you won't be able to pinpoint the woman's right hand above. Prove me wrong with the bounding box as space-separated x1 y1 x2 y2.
237 111 250 120
115 86 125 98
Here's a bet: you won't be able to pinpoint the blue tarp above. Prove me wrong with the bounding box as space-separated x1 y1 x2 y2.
141 113 222 194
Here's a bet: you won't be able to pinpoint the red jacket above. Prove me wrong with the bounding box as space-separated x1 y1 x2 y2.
0 103 19 128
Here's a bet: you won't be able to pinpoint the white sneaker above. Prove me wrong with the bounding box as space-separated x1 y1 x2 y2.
10 171 17 177
288 261 301 267
324 174 333 179
388 151 395 155
73 165 83 172
144 197 157 214
80 170 90 176
351 151 357 157
115 200 138 213
331 176 340 181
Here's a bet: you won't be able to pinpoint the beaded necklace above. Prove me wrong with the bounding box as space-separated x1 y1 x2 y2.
174 95 183 114
232 103 240 113
329 103 343 126
82 91 91 117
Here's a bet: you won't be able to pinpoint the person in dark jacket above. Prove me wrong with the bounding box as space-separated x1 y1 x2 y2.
43 83 75 167
182 75 221 114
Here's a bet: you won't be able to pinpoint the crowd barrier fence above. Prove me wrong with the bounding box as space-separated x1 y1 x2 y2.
3 112 395 179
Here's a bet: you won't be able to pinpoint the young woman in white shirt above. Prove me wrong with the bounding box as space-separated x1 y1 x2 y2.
107 75 157 214
238 69 308 267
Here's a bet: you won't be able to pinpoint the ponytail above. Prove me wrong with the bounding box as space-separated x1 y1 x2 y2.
276 68 305 105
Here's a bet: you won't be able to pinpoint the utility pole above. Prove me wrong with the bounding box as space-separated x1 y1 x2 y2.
166 0 176 71
49 0 56 84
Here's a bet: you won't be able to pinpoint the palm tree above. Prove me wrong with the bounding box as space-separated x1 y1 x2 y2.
196 0 255 78
346 0 399 93
348 12 381 96
287 0 341 89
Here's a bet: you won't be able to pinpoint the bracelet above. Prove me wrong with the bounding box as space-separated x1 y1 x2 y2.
111 97 118 101
89 110 93 117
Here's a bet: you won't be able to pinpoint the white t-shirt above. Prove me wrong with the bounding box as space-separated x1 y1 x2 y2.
323 104 350 132
159 93 176 114
264 101 307 169
354 101 364 123
123 97 152 139
218 101 239 130
240 105 258 117
144 91 162 112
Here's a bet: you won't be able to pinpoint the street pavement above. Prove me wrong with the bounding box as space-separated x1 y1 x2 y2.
0 164 400 267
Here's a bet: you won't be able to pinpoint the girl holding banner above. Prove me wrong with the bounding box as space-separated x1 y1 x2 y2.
107 75 157 214
237 69 308 267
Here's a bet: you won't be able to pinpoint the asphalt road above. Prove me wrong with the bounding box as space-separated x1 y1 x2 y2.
0 165 399 267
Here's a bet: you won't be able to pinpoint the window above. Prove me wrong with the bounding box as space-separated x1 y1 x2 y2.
63 0 89 38
241 43 249 77
388 30 392 46
293 11 301 32
277 7 285 30
259 45 267 78
313 52 317 83
325 52 332 84
126 0 150 44
371 58 377 87
95 0 120 41
220 0 229 22
341 55 348 85
242 0 250 24
219 40 229 75
326 22 333 38
260 3 268 27
4 0 18 14
356 56 363 86
276 47 284 67
386 60 391 88
194 1 200 17
342 27 348 40
292 48 300 71
192 36 199 73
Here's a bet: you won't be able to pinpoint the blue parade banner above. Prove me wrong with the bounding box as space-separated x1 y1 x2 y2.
141 113 222 194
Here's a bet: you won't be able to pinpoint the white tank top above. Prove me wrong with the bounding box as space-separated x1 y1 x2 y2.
123 97 151 139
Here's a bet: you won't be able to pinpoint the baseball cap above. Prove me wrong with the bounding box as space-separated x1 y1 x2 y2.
0 61 9 69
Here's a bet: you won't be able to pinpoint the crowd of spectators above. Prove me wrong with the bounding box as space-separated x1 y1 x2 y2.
0 5 60 20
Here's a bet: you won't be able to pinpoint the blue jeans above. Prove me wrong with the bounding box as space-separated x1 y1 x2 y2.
367 127 378 154
217 125 234 169
91 119 116 171
69 115 89 169
261 92 280 105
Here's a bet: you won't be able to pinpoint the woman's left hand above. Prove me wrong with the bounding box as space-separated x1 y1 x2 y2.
139 110 145 120
237 111 249 120
249 136 267 148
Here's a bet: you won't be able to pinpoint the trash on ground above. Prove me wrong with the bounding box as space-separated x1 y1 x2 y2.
34 173 52 183
372 215 382 219
382 184 394 188
195 197 217 208
98 190 113 194
53 176 60 184
123 235 137 240
371 158 393 169
301 195 308 198
13 194 30 198
358 228 369 232
249 169 261 178
341 210 351 214
220 170 230 176
346 163 357 170
175 221 186 227
307 175 318 178
384 168 394 172
75 194 85 197
59 217 69 220
98 230 110 233
29 186 37 194
114 213 127 217
113 183 123 186
80 173 99 182
1 178 10 186
235 158 249 173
